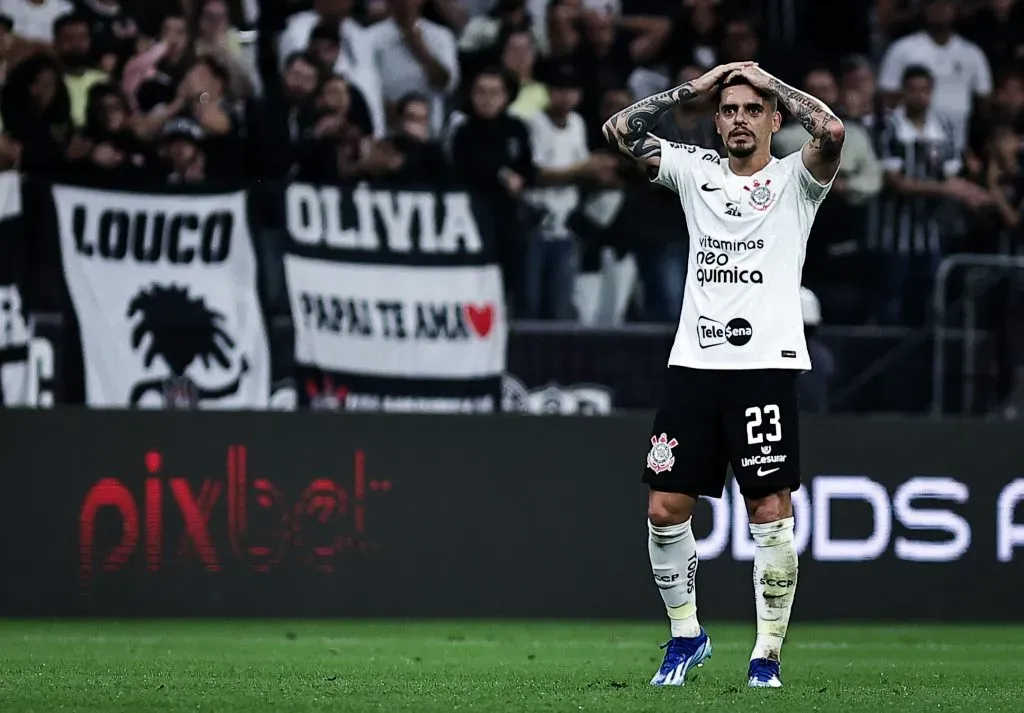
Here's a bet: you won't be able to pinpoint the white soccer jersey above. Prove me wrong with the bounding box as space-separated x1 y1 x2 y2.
652 138 833 371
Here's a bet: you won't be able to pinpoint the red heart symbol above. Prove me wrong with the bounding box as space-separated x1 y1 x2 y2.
464 304 494 338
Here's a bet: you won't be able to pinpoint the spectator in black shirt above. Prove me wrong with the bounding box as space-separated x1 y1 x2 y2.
159 116 206 183
305 19 375 135
964 0 1024 73
572 10 637 125
964 123 1024 410
76 0 139 73
450 67 535 305
176 55 244 181
295 73 371 181
376 93 451 184
970 123 1023 255
254 50 325 179
0 52 72 172
654 64 718 147
839 54 889 145
458 0 534 82
718 16 794 84
993 71 1024 138
68 82 152 179
660 0 721 73
126 12 194 138
451 67 533 204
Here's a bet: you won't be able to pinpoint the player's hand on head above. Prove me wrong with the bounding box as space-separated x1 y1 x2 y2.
693 62 757 92
727 65 776 93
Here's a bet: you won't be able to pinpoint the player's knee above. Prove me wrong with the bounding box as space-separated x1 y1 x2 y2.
746 489 792 524
648 490 695 527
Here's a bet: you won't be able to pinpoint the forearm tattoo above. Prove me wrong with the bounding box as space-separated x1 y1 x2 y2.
769 79 845 161
603 83 699 161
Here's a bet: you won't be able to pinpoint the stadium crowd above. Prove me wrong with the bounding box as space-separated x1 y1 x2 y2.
0 0 1021 330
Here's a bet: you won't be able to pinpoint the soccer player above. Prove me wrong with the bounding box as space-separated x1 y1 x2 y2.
602 62 844 688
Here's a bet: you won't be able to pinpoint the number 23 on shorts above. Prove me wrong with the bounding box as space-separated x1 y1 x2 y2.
745 404 782 444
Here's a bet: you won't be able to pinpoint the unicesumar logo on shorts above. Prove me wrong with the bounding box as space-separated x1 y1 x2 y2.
647 433 679 474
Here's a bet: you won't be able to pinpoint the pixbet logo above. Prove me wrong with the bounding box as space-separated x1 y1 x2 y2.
692 476 1024 563
697 316 753 349
78 445 392 589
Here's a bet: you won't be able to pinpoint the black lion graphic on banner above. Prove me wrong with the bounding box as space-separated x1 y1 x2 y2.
127 284 249 408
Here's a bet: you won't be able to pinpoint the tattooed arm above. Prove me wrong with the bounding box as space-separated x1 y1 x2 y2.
740 67 845 184
772 80 845 184
602 62 755 177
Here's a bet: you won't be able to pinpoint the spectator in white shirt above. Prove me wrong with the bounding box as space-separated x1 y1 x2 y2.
368 0 459 137
277 0 383 136
0 0 72 43
878 0 992 153
521 60 617 320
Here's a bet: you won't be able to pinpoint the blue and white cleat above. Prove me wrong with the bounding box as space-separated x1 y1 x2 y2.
747 658 783 688
649 629 713 686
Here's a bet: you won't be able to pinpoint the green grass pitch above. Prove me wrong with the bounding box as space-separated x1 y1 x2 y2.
1 620 1023 712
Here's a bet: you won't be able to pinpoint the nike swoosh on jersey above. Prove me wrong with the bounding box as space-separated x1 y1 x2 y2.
700 183 721 192
757 467 780 477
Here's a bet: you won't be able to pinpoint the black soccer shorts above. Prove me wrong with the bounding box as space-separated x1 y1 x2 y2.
641 366 801 499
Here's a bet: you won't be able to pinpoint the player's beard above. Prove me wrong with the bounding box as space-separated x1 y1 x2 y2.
727 140 757 158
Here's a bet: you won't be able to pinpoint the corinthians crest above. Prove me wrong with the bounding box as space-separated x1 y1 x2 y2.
647 433 679 474
744 179 775 212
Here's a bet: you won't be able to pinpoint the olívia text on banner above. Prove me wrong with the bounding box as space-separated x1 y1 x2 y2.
53 184 275 409
282 182 507 413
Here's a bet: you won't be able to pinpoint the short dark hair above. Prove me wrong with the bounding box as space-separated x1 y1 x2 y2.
803 64 835 81
310 20 340 45
285 50 324 75
716 73 777 112
53 11 89 36
475 66 516 94
396 92 429 116
902 65 934 86
162 11 188 28
839 53 872 76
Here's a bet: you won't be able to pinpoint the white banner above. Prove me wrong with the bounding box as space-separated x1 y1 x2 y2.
282 183 507 412
0 171 55 406
285 256 505 379
54 185 271 408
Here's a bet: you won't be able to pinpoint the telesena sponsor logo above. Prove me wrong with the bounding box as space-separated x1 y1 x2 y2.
691 476 1024 564
697 316 753 348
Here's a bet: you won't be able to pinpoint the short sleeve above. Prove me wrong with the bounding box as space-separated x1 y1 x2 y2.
571 114 588 162
434 25 460 94
787 151 834 204
877 40 907 93
877 121 904 173
971 44 993 96
650 137 699 195
276 13 315 69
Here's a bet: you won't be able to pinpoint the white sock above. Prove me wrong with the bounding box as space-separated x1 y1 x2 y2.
749 517 798 662
648 519 701 639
